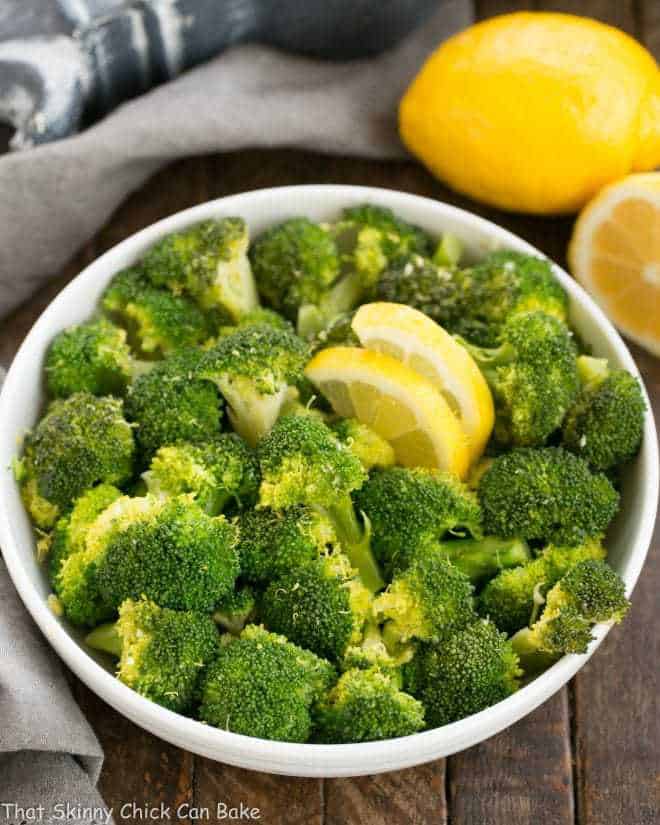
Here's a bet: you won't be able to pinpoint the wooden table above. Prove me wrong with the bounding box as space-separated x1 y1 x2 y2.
1 1 658 823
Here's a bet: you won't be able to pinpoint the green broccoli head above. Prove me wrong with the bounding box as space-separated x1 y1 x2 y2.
562 356 645 472
142 218 258 321
256 414 383 590
314 667 425 743
219 307 293 337
86 598 219 713
96 495 240 612
478 447 620 546
236 505 336 584
405 619 521 727
259 552 372 661
199 624 335 742
331 418 395 471
199 324 309 446
460 311 579 447
452 250 569 347
142 434 260 515
212 585 257 635
339 205 433 269
477 539 606 634
19 393 135 528
353 466 482 574
374 544 476 645
102 268 213 356
511 560 629 670
45 318 132 398
124 349 223 460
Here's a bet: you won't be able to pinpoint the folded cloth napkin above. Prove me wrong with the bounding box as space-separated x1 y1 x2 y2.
0 0 472 322
0 2 472 813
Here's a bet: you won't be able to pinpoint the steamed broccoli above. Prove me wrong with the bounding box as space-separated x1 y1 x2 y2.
314 667 425 743
219 307 293 337
374 543 476 645
198 324 309 446
124 349 223 460
212 585 256 635
511 560 629 671
404 619 521 726
478 540 606 634
478 447 620 546
311 311 359 352
257 414 384 591
199 625 335 742
260 552 372 661
331 418 395 471
96 495 239 612
142 434 260 515
236 506 336 584
353 466 482 574
562 356 645 471
142 218 258 321
436 536 531 586
102 268 213 356
45 318 132 398
86 598 218 712
19 393 135 529
458 311 579 446
341 620 414 675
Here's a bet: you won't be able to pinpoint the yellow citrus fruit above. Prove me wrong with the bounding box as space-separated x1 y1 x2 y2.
400 12 660 215
305 346 470 477
351 302 494 461
568 172 660 357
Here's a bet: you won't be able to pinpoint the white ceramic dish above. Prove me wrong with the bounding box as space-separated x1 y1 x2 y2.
0 185 657 777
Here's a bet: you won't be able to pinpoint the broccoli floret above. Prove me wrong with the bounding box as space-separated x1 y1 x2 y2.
199 624 335 742
478 540 606 634
331 418 395 471
20 393 135 528
250 218 341 325
341 620 414 674
404 619 521 726
96 495 239 613
260 553 372 661
452 250 569 347
124 349 223 460
86 598 218 713
257 414 384 591
142 434 260 515
511 560 629 671
142 218 258 321
45 318 132 398
562 356 645 471
458 311 579 446
219 307 293 337
436 536 531 586
49 484 122 582
478 447 620 546
212 585 256 635
353 466 482 574
374 543 475 645
236 506 336 583
198 324 309 446
102 268 213 356
314 667 425 743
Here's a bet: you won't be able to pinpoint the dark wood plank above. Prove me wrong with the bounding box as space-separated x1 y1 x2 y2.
325 762 447 825
448 692 574 825
535 0 636 34
639 0 660 55
193 761 323 825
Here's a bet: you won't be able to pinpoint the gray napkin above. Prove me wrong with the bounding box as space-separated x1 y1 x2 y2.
0 0 472 322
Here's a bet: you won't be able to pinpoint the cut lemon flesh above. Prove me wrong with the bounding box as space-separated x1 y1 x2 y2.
305 346 470 478
352 302 494 461
569 172 660 357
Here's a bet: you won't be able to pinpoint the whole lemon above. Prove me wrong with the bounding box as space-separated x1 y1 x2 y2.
400 12 660 214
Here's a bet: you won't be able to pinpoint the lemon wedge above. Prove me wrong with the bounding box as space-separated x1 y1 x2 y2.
305 346 470 477
351 302 494 461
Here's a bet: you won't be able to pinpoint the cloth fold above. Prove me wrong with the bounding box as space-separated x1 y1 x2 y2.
0 0 472 322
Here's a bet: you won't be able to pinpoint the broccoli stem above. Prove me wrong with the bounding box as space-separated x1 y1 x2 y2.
510 627 558 674
86 622 122 657
297 271 364 339
323 498 385 593
456 337 517 368
576 355 609 388
437 536 531 585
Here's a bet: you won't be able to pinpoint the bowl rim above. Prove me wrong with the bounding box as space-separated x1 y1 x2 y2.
0 184 657 777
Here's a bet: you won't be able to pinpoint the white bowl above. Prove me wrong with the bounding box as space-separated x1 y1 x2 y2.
0 185 657 777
